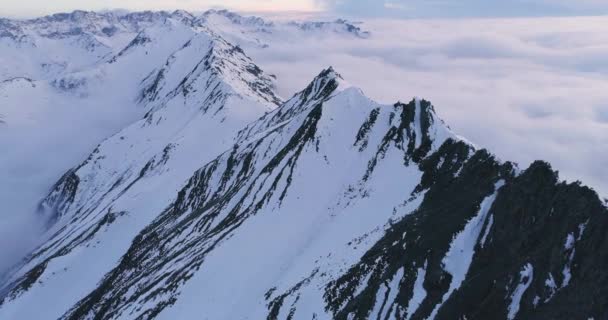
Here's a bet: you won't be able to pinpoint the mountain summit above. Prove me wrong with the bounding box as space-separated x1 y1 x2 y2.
1 10 607 320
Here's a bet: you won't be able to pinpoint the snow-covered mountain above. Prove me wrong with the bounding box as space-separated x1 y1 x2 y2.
0 8 367 280
0 9 367 81
1 9 607 320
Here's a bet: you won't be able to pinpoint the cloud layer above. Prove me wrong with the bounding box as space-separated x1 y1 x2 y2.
247 14 608 197
320 0 608 18
0 77 144 275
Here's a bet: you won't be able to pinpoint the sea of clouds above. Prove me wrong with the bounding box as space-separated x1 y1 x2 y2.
0 77 143 277
1 12 607 279
248 14 608 198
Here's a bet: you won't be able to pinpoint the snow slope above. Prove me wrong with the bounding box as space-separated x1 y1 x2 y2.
0 24 282 320
0 13 200 276
0 9 366 279
49 67 456 319
2 9 608 320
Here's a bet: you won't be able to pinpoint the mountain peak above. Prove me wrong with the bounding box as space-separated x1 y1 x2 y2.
3 10 608 320
235 67 349 142
288 19 371 38
300 66 346 101
318 66 341 80
199 9 273 29
137 29 281 111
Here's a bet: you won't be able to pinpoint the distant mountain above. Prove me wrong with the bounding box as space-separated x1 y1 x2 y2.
0 9 368 81
1 10 606 320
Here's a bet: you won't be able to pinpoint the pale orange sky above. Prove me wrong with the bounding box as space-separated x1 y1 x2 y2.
0 0 324 18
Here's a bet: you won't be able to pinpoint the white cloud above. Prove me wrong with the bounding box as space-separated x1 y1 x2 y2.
384 2 408 10
0 79 144 274
244 14 608 197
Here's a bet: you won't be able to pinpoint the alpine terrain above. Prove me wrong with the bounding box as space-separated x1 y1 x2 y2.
1 9 607 320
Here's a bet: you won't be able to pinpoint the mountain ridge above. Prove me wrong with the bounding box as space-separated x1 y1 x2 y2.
0 22 282 319
1 10 607 320
0 9 369 82
56 67 463 319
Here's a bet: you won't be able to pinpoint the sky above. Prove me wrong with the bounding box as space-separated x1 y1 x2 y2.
2 0 608 18
324 0 608 18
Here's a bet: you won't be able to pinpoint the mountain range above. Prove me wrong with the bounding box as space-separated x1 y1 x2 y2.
1 9 606 320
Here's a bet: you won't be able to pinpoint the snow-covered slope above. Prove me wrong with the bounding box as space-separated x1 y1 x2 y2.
0 13 203 277
0 10 194 80
197 9 369 50
56 67 461 320
0 9 368 81
0 21 281 319
0 9 367 281
2 9 607 320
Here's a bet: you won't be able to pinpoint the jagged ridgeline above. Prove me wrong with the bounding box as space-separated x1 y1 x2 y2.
1 9 607 320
